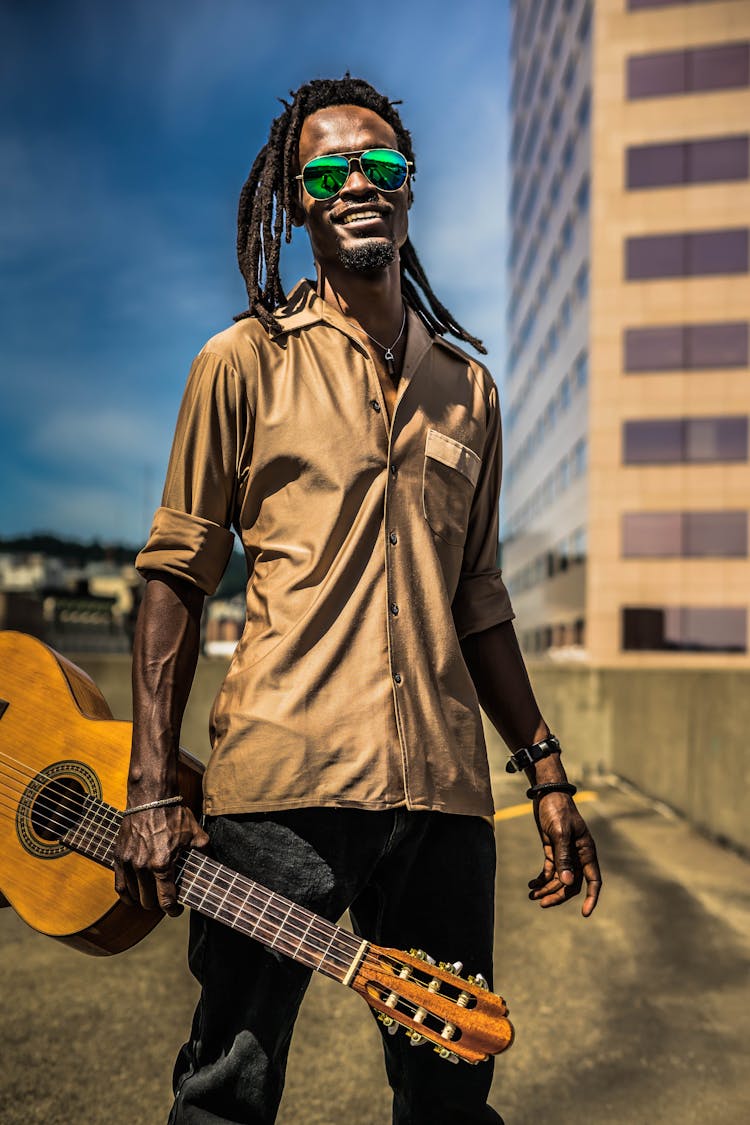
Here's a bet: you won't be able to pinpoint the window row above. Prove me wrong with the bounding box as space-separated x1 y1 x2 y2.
507 197 589 379
507 527 587 596
628 1 723 9
508 263 589 414
626 228 749 280
627 134 749 190
509 86 590 275
627 41 749 100
622 511 748 557
505 438 588 540
624 322 749 373
622 607 746 653
623 416 748 464
507 352 588 480
522 618 586 656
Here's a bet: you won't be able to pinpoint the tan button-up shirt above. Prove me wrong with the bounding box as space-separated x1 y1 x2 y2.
136 280 514 817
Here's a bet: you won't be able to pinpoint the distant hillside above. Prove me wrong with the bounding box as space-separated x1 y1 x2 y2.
0 534 248 599
0 534 138 566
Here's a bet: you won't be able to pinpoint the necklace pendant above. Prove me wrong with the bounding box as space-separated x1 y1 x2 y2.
384 347 394 362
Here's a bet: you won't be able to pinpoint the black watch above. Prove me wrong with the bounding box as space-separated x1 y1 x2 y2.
505 734 562 774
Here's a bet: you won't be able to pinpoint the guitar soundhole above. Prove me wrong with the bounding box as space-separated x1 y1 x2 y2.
17 760 102 860
30 777 86 842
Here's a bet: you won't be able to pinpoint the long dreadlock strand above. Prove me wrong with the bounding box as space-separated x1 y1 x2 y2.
234 76 486 354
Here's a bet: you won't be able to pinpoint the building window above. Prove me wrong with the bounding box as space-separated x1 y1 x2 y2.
628 0 732 8
623 416 749 463
626 136 749 189
623 511 748 557
576 175 590 214
624 322 749 372
622 607 747 653
574 349 588 388
575 261 589 301
625 229 749 280
627 42 750 99
576 88 591 129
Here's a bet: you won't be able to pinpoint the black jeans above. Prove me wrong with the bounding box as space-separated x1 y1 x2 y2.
169 808 504 1125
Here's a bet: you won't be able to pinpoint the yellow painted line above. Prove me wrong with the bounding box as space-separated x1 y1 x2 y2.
494 791 598 822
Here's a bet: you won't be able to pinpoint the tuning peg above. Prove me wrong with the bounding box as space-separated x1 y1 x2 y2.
433 1045 460 1064
377 1013 400 1035
451 961 463 975
409 948 436 965
406 1030 427 1047
467 972 489 990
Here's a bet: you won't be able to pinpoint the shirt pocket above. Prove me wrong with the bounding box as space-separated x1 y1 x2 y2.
422 428 482 546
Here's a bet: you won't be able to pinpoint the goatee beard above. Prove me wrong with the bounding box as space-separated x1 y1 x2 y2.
338 238 396 274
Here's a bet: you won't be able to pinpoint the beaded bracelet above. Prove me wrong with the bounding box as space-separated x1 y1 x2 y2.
525 782 578 800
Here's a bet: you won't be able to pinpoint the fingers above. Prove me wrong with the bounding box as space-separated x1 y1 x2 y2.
152 867 184 917
580 852 603 916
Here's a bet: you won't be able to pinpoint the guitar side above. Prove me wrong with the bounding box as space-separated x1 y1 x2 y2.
0 631 204 955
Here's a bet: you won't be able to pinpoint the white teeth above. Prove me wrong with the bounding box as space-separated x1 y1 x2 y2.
342 211 381 224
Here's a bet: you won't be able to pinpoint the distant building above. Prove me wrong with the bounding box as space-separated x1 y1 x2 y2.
504 0 750 665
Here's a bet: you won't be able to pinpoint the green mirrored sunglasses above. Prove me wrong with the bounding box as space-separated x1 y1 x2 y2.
296 148 412 201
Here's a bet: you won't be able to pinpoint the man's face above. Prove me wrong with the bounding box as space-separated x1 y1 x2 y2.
295 104 411 276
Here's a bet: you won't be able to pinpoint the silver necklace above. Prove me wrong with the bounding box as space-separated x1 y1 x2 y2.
357 306 407 376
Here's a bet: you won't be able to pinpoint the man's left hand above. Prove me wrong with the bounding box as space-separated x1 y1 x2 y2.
528 794 602 916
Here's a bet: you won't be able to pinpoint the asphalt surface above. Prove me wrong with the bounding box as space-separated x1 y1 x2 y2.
1 734 749 1124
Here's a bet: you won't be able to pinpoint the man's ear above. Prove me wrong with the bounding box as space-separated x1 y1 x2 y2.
290 198 306 227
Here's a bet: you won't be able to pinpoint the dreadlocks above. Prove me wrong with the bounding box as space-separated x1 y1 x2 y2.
235 75 486 354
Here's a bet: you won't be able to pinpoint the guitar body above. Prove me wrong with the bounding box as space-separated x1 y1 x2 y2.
0 630 203 955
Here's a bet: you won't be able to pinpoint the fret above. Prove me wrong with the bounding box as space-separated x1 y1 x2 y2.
291 912 315 959
268 900 293 949
248 885 272 938
212 869 237 924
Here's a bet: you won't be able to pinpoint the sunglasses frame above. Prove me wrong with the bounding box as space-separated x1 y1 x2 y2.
295 148 413 201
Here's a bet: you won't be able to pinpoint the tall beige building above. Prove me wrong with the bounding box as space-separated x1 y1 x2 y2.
503 0 750 665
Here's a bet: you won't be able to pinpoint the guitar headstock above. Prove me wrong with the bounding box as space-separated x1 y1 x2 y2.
350 944 514 1065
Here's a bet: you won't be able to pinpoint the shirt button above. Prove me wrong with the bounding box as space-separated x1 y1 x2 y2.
370 399 381 413
389 531 398 545
390 464 398 477
390 603 399 616
393 673 402 684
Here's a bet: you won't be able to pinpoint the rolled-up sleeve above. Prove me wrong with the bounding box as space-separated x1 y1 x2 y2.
452 376 515 640
136 350 248 596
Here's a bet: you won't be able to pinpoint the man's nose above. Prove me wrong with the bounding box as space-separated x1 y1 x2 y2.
340 161 374 195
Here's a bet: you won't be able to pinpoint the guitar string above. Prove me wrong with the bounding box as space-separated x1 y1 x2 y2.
0 785 481 1039
0 757 490 1024
0 751 364 965
0 765 369 972
0 793 375 988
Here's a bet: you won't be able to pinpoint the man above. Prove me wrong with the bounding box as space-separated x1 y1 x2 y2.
114 76 601 1124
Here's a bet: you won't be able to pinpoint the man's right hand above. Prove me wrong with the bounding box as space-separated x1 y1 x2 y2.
114 805 209 917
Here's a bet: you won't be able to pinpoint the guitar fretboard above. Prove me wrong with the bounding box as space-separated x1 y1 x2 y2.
63 796 367 985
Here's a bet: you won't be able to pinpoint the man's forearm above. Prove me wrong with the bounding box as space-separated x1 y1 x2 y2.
460 619 566 784
128 573 205 802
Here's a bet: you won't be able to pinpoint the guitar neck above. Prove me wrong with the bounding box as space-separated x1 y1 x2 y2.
63 796 368 985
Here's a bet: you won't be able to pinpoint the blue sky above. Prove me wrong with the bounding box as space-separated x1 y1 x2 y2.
1 0 509 545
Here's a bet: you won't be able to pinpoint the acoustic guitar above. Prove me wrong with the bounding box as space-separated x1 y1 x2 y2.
0 630 513 1065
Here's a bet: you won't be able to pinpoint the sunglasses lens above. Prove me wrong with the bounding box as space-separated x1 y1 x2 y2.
302 155 350 200
361 149 408 192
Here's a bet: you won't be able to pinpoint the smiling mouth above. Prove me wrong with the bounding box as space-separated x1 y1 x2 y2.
335 207 391 226
337 209 388 226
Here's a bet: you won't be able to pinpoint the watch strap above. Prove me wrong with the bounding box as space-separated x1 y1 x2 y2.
505 734 562 774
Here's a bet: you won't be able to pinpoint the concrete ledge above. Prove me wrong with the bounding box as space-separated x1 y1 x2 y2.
67 653 749 855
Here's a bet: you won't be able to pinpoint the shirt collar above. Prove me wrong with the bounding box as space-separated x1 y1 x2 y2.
274 279 434 374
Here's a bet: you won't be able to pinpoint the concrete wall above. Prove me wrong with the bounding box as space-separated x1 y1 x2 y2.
530 662 749 854
70 654 749 854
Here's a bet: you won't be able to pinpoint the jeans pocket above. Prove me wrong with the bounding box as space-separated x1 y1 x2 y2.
422 428 481 546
